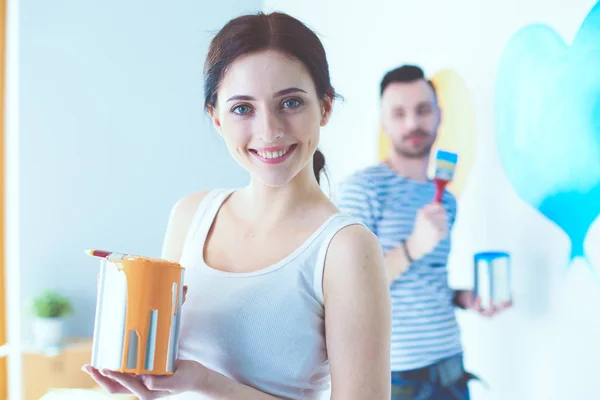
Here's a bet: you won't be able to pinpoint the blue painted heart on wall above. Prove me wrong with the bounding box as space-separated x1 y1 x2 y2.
495 2 600 261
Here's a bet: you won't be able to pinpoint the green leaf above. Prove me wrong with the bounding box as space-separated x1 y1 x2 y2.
30 290 74 318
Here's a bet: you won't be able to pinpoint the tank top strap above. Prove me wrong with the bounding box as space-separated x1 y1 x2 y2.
182 188 235 251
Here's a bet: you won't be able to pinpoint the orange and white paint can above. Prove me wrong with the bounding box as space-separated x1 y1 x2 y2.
91 255 184 375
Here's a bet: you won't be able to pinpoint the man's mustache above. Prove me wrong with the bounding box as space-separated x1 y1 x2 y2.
404 130 430 140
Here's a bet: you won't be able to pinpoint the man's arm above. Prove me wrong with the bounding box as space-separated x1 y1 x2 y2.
336 175 404 285
335 175 444 285
381 237 419 285
382 202 450 284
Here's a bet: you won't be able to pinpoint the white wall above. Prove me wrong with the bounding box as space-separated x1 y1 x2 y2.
263 1 600 399
19 1 261 340
14 1 600 398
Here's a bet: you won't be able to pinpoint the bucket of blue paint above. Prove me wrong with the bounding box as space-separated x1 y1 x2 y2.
474 251 512 308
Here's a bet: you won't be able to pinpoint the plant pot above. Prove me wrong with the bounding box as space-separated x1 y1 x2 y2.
32 317 65 349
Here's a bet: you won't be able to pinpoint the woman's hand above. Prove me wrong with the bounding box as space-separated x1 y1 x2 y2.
82 360 206 399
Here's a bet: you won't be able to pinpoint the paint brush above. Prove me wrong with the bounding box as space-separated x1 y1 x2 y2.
432 149 458 203
85 249 132 260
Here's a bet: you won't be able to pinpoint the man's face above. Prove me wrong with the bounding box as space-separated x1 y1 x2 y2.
380 79 441 159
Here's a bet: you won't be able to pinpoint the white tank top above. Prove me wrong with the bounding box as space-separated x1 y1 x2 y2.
173 189 364 400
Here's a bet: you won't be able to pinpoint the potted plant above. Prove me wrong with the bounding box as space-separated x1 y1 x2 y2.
30 290 73 349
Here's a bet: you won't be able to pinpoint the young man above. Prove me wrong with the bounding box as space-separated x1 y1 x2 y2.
336 65 510 399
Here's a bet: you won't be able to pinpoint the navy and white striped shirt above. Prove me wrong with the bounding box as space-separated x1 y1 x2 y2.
335 163 463 371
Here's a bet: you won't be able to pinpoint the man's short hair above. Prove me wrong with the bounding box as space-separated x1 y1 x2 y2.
380 65 437 98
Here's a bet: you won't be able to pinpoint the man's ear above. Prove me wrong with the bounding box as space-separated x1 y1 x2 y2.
208 105 222 135
320 95 334 127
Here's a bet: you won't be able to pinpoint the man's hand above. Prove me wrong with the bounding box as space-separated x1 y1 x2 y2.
406 203 449 260
454 290 512 317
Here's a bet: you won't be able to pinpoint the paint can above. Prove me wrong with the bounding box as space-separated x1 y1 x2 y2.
474 251 511 308
91 256 184 375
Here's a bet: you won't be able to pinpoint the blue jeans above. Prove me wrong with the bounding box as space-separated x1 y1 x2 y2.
391 355 472 400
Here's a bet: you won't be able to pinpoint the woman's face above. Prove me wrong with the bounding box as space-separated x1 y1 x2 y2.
210 49 332 187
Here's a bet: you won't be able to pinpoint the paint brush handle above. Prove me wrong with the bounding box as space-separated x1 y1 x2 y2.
85 249 131 260
433 179 448 203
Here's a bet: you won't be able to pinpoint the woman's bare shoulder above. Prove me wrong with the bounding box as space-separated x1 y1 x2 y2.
171 190 212 217
161 190 212 261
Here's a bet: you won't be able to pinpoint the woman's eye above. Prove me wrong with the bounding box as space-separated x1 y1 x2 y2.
282 98 303 109
232 104 253 115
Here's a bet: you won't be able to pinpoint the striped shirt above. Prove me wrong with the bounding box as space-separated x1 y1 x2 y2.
335 163 463 371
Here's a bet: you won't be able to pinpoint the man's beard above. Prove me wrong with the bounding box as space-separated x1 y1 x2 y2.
393 129 434 158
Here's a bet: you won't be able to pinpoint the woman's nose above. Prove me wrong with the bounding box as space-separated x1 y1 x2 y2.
257 111 284 142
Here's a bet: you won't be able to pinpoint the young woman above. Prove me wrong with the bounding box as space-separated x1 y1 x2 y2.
84 11 391 400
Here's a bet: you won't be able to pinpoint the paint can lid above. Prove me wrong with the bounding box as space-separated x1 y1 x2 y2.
474 251 510 261
111 255 184 270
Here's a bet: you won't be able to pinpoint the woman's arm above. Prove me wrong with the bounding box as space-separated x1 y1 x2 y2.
191 367 280 399
323 224 391 400
85 361 282 400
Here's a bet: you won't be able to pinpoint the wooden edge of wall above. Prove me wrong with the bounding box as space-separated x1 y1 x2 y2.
0 0 7 398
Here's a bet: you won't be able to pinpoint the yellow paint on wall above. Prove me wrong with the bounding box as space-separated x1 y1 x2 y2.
378 128 391 161
378 69 476 198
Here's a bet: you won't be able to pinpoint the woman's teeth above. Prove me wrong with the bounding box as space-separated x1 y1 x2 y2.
256 146 291 159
